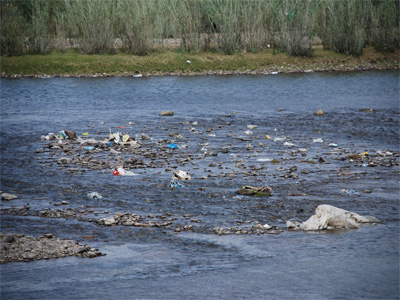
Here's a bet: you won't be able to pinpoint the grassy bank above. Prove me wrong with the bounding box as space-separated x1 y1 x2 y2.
1 47 398 77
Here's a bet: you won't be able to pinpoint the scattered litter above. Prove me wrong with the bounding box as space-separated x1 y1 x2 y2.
263 223 272 230
133 74 142 78
58 131 67 139
186 60 191 64
274 137 285 142
329 143 339 147
284 142 295 146
87 192 103 199
116 167 138 176
257 158 273 162
192 121 198 126
315 110 324 115
265 135 271 140
169 142 178 149
113 169 119 175
244 130 253 135
247 125 258 130
82 132 89 136
271 71 278 75
41 133 56 140
208 134 216 137
313 138 324 143
83 146 94 150
169 178 184 188
122 134 130 142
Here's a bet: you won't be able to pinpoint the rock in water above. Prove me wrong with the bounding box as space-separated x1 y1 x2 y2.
2 193 18 201
172 170 191 180
160 111 174 116
297 204 380 231
64 130 77 139
236 186 273 197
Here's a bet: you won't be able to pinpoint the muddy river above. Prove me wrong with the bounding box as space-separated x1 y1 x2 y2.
1 71 399 299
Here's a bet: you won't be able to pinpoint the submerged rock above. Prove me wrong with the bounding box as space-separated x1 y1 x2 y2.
236 185 273 197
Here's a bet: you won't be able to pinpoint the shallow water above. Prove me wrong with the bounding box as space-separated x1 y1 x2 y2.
1 71 399 299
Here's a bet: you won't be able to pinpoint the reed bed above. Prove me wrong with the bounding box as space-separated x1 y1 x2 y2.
1 0 398 57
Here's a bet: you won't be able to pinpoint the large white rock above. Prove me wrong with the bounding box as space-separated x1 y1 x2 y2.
172 170 191 180
2 193 18 201
297 205 380 231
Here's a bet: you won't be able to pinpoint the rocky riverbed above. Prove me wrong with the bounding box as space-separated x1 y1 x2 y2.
1 108 398 264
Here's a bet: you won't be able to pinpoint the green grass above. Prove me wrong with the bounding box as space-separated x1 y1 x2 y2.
1 47 398 76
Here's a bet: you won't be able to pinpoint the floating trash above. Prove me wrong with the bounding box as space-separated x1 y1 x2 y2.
87 192 103 199
169 178 184 188
313 138 324 143
169 142 178 149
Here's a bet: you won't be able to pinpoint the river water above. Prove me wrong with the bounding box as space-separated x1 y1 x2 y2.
1 71 399 299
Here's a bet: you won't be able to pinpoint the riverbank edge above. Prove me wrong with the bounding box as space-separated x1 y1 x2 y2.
1 64 398 79
1 47 399 78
